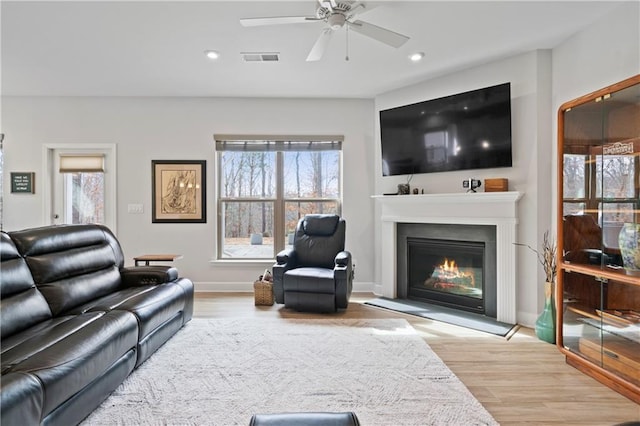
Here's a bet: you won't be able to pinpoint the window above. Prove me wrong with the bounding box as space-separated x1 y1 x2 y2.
215 136 343 259
59 155 105 225
45 145 116 232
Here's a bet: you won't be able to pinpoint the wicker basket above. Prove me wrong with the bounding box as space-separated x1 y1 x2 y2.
253 280 274 306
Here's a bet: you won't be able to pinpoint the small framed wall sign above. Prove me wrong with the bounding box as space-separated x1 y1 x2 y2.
11 172 35 193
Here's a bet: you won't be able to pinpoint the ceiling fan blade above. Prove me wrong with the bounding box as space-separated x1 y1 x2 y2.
317 0 338 12
348 1 365 15
240 16 319 27
347 20 409 48
306 28 334 62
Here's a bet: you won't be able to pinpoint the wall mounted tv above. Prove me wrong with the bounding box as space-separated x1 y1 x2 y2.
379 82 513 176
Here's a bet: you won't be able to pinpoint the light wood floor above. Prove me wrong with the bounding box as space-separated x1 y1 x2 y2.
194 292 639 425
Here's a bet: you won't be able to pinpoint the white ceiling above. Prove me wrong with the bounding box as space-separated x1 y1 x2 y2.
1 1 624 98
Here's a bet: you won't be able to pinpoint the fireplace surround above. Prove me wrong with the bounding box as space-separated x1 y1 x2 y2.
398 223 497 317
373 191 522 324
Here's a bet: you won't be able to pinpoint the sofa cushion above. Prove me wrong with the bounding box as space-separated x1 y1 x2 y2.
283 267 336 293
0 372 43 426
294 216 345 269
8 224 124 267
67 282 187 341
38 266 123 316
301 214 339 236
0 233 52 339
1 312 105 373
8 224 126 315
5 310 138 417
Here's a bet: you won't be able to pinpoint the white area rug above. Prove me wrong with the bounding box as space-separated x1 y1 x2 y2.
83 318 497 426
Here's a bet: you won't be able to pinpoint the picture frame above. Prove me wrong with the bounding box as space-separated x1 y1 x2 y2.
10 172 36 194
152 160 206 223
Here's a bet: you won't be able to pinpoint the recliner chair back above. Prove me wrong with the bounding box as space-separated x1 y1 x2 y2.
294 214 345 269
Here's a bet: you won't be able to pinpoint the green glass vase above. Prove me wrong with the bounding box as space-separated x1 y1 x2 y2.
535 281 556 344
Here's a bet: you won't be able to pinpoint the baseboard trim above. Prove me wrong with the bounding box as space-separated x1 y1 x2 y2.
194 281 375 293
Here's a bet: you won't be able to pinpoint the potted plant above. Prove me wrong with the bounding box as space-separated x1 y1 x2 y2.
516 231 557 343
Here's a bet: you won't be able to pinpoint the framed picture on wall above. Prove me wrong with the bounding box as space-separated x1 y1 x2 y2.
152 160 206 223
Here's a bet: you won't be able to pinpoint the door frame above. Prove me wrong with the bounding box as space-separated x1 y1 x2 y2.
43 143 117 233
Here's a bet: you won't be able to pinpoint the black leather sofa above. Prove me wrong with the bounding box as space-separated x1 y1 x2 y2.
0 224 194 425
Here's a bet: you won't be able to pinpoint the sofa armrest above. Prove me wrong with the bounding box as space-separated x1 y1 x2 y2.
120 266 178 287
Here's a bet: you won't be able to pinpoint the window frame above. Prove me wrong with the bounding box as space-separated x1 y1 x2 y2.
214 136 343 261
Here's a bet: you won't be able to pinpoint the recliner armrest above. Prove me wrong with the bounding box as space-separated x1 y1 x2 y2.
276 249 296 266
120 266 178 287
335 250 351 267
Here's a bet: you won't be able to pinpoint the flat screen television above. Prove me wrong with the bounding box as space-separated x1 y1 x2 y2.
379 83 513 176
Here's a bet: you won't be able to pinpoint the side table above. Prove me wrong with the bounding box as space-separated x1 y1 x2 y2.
134 254 183 266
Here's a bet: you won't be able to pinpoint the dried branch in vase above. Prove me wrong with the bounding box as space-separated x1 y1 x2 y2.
514 230 557 284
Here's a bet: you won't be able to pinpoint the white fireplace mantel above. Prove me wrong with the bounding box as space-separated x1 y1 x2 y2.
372 191 523 324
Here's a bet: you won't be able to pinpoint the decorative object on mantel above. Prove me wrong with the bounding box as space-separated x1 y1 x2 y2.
462 178 481 192
515 231 557 343
618 223 640 276
397 174 412 195
484 178 508 192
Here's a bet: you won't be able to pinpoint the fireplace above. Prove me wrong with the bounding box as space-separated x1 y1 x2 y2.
407 238 485 314
396 222 498 318
374 191 522 324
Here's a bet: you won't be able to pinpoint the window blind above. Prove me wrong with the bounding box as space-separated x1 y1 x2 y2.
59 155 105 172
214 135 343 152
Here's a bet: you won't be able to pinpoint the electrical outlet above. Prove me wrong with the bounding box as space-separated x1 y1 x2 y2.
127 203 144 214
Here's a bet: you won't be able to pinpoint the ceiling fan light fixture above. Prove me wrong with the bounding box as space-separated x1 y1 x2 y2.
328 13 346 30
409 52 425 62
205 50 220 60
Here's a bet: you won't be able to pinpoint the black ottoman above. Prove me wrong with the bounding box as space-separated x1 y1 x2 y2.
249 412 360 426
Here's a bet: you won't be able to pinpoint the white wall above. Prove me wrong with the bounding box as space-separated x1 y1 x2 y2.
374 50 553 326
371 1 639 326
1 2 637 324
1 96 376 291
552 2 640 106
551 1 640 222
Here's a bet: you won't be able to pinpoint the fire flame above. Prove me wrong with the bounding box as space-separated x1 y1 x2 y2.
434 258 475 285
442 258 457 272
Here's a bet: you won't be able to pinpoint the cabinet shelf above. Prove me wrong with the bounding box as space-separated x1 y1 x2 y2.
561 262 640 286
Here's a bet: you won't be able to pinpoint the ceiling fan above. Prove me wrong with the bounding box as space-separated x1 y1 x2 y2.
239 0 410 61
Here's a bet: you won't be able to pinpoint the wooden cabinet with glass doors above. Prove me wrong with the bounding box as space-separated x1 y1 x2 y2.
558 74 640 403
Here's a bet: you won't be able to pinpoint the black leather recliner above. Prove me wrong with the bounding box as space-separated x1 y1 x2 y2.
272 214 353 312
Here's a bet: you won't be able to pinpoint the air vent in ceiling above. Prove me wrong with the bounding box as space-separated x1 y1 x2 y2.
241 52 280 62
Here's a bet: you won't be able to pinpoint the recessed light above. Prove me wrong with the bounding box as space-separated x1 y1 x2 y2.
409 52 425 62
205 50 220 60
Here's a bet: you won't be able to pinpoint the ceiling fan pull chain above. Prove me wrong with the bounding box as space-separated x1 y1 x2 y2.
345 24 350 61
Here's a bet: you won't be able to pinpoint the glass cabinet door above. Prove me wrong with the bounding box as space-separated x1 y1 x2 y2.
559 76 640 389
